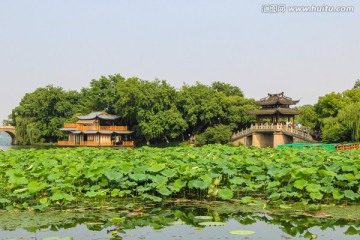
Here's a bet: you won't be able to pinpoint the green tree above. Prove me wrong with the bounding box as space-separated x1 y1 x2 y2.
322 102 360 142
12 85 83 144
195 124 233 146
296 105 318 129
315 88 360 142
314 92 346 119
176 83 224 134
81 75 125 114
218 93 256 130
211 81 244 97
354 79 360 89
112 77 187 144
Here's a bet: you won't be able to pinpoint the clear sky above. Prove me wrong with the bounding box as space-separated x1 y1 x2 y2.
0 0 359 123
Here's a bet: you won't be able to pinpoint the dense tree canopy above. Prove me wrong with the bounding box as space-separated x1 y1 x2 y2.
11 85 84 144
11 75 359 145
298 82 360 143
10 75 256 145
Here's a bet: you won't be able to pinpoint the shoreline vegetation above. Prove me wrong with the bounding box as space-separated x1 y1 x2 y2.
0 145 359 212
5 75 360 146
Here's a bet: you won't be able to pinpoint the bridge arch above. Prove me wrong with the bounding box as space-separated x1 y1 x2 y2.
0 126 17 145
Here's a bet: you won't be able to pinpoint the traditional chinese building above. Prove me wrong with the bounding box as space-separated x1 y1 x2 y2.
232 92 316 148
58 111 134 147
247 92 300 127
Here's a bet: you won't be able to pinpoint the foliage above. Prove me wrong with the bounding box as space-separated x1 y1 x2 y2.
296 105 318 129
354 79 360 89
176 82 255 136
322 102 360 142
296 84 360 142
211 81 244 97
315 88 360 142
11 86 84 144
195 124 233 146
0 146 359 211
11 75 255 145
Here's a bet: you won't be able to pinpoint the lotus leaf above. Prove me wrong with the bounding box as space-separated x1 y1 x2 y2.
194 216 213 220
148 163 166 172
293 179 308 190
306 183 321 193
229 230 255 235
344 190 359 200
198 222 225 226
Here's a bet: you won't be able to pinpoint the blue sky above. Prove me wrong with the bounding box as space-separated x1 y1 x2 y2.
0 0 359 123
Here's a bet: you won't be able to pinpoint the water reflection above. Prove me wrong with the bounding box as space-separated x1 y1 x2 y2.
0 132 11 151
0 204 359 239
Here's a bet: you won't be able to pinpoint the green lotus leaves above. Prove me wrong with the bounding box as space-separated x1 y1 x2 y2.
0 146 359 210
332 189 344 200
194 216 213 220
129 173 147 182
161 169 177 178
306 184 321 193
344 190 359 200
173 179 186 191
51 192 76 202
148 163 166 172
343 173 356 182
188 179 209 190
158 187 172 196
198 222 225 226
229 230 255 235
318 170 337 178
293 179 308 190
229 177 245 185
0 198 10 204
27 181 40 193
310 192 323 201
104 170 123 181
266 180 281 189
344 226 359 235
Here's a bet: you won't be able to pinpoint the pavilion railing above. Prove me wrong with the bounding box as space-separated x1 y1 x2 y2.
58 140 134 147
63 123 128 131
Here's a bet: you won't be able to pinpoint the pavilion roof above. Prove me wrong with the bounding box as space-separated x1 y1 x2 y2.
247 108 300 116
76 111 120 121
255 92 299 106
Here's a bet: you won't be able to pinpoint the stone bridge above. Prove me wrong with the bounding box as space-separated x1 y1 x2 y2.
0 125 17 145
232 123 316 148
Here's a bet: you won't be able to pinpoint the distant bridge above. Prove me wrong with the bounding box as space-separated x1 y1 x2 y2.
232 123 316 148
0 126 17 145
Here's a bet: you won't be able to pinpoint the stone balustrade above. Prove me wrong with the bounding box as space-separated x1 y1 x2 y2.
232 123 315 143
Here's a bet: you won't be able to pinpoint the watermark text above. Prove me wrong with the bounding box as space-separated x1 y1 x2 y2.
261 4 354 13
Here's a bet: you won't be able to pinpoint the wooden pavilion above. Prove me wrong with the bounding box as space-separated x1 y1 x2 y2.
247 92 300 127
58 111 134 147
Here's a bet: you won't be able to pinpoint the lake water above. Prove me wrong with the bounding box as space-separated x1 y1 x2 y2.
0 204 359 240
0 132 12 151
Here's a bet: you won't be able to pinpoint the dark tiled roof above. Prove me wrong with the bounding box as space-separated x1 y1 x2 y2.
76 111 120 120
248 108 300 115
82 131 98 134
255 92 299 106
76 119 96 125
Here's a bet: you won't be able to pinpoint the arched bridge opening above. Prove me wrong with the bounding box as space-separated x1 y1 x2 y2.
0 126 17 145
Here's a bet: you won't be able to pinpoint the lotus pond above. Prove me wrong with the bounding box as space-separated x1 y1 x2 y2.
0 145 359 239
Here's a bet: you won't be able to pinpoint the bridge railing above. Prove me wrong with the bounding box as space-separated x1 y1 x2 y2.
232 123 314 142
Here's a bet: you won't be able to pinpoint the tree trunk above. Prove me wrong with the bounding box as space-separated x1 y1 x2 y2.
144 136 150 145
